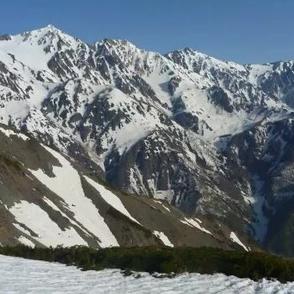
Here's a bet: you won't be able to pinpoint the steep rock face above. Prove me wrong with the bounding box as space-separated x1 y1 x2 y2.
216 113 294 255
1 25 294 254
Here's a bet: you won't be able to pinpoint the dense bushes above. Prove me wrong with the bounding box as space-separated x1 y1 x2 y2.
1 245 294 282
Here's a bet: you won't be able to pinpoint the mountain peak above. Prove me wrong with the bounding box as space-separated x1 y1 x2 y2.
166 47 210 61
20 24 63 37
1 23 294 256
45 24 59 30
19 25 82 50
34 24 61 33
0 25 84 72
95 38 141 53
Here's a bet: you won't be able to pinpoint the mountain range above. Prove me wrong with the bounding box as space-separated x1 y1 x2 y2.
1 25 294 255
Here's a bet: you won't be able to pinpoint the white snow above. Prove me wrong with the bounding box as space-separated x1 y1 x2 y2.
9 201 87 247
95 87 161 156
247 64 271 85
84 176 140 225
230 232 249 252
0 34 52 71
153 231 174 247
0 126 29 141
162 204 171 212
180 218 213 235
173 86 252 140
0 26 79 71
154 189 174 202
17 236 35 248
29 145 119 247
1 254 294 293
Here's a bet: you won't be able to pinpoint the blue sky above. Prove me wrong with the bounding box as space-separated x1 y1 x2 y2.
1 0 293 64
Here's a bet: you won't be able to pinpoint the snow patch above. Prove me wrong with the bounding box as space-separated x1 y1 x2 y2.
180 218 213 235
230 232 249 252
153 231 174 247
18 236 35 248
84 176 140 225
0 127 29 141
29 145 119 247
154 190 174 202
9 201 87 247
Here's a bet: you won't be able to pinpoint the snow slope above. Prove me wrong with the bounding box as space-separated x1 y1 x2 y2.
28 145 119 247
10 200 87 247
84 176 140 225
0 254 293 294
230 232 249 252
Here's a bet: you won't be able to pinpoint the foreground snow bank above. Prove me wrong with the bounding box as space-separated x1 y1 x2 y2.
0 254 294 293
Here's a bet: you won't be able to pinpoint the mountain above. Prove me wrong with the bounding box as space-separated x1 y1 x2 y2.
1 25 294 255
0 124 245 249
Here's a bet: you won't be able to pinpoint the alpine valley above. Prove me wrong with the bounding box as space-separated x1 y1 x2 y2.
1 25 294 256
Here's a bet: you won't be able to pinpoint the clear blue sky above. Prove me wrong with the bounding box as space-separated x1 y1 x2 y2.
1 0 293 64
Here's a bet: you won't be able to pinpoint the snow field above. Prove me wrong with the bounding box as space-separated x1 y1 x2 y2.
0 254 293 294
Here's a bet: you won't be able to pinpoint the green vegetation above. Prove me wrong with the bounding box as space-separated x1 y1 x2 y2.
0 246 294 282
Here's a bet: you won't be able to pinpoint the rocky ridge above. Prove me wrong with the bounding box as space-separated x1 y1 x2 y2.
1 25 294 254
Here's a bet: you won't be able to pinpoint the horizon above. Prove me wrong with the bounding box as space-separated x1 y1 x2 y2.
1 0 294 64
2 23 292 66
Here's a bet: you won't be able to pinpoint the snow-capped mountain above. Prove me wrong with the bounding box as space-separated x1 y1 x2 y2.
0 124 244 249
1 25 294 255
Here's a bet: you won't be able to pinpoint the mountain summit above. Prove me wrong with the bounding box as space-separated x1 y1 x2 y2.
1 26 294 255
